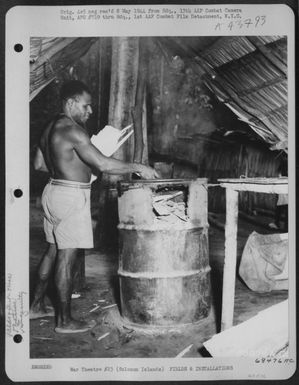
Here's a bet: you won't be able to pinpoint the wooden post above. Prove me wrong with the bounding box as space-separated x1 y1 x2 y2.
132 37 149 163
221 187 239 331
108 36 139 166
142 94 149 165
97 37 111 131
96 37 139 249
187 180 208 227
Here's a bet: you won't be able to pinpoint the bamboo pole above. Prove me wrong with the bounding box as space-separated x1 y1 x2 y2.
221 187 239 331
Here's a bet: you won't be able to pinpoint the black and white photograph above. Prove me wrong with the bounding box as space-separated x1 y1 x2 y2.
4 3 296 382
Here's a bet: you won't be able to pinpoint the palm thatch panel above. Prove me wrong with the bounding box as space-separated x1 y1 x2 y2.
202 36 257 67
196 36 288 152
201 36 283 68
30 37 97 101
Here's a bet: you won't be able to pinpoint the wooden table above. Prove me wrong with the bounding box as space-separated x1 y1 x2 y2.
218 177 288 331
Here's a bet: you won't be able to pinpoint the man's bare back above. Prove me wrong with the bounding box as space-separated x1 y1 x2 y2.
40 116 92 183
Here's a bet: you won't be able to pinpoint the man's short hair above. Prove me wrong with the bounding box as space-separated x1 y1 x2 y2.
60 80 90 101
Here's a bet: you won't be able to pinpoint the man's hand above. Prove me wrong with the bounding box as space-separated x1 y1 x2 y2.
137 164 160 180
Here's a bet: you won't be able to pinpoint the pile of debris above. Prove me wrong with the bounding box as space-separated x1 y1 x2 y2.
152 191 188 224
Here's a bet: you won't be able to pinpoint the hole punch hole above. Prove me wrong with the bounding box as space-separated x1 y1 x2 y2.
14 189 23 198
13 334 23 343
14 43 23 52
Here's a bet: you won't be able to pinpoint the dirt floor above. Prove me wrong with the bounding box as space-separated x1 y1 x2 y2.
29 202 288 358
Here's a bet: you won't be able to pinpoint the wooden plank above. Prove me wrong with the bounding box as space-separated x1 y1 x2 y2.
219 177 288 184
187 181 208 227
221 188 239 331
220 183 288 194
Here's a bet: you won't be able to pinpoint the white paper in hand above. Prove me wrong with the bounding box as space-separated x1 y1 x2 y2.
90 124 133 182
91 125 121 157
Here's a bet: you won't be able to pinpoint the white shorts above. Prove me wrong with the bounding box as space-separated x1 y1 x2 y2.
41 179 94 250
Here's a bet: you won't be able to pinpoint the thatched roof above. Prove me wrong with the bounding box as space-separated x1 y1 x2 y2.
30 36 288 152
30 37 97 101
158 36 288 152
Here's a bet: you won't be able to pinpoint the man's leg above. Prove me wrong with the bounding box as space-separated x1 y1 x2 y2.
54 248 95 333
72 249 86 294
30 243 57 319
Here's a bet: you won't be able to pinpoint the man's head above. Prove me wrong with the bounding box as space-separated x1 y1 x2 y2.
60 80 93 125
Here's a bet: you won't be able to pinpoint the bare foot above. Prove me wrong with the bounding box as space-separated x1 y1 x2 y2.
54 319 96 334
30 305 55 320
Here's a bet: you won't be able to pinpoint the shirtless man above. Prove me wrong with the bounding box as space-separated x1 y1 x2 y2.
30 80 158 333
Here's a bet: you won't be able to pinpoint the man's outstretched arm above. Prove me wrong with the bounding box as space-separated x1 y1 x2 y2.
71 127 158 179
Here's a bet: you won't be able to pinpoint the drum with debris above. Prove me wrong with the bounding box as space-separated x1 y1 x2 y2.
117 178 211 329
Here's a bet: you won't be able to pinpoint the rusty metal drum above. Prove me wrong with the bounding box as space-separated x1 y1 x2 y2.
117 179 210 328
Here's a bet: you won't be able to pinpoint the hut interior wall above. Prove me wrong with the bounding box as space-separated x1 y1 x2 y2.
198 142 281 213
147 41 219 158
147 46 283 214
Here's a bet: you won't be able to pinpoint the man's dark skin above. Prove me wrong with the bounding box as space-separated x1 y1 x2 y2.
30 88 158 333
